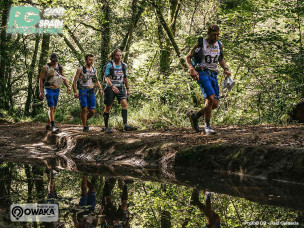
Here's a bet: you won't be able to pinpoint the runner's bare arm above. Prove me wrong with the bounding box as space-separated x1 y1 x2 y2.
39 66 47 99
219 60 231 78
219 59 230 76
104 77 112 86
61 67 71 92
218 45 231 77
72 68 81 97
124 78 129 96
185 43 198 70
105 77 119 94
94 70 104 96
185 43 199 80
61 66 64 76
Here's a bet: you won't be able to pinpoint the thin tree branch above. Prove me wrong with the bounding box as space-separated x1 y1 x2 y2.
188 0 199 39
80 22 102 32
170 0 182 35
228 195 243 226
57 33 83 65
65 25 86 55
120 0 146 52
151 1 186 69
123 0 138 63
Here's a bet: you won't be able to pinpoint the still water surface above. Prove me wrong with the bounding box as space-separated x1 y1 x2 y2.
0 162 302 227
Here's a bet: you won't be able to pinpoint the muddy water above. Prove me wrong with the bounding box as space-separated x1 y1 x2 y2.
0 162 302 228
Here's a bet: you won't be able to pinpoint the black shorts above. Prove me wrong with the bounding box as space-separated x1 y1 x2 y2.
104 86 127 106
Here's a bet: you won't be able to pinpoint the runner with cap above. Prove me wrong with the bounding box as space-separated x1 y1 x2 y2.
39 53 71 133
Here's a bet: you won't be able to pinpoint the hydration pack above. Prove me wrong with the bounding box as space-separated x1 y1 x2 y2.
103 61 127 86
77 66 97 89
44 63 63 87
192 37 223 67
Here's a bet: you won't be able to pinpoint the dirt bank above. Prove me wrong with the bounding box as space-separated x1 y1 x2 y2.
1 122 304 181
1 122 304 209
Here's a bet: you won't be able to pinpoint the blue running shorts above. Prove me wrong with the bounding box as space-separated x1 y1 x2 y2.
44 88 60 108
79 192 96 212
197 70 219 100
79 88 96 109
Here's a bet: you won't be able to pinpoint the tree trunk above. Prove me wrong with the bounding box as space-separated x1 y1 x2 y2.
157 0 181 74
6 44 13 109
161 211 172 228
169 0 180 36
120 0 146 52
291 99 304 123
296 0 304 97
65 25 86 56
160 184 171 228
155 1 171 75
0 163 13 208
296 0 303 55
0 0 13 110
32 34 50 116
152 1 186 69
99 0 111 81
25 34 40 116
157 22 171 74
123 0 138 63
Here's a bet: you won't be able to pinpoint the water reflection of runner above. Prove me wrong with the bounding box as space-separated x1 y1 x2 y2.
72 175 99 228
46 170 58 204
190 189 221 228
44 169 65 228
100 178 130 228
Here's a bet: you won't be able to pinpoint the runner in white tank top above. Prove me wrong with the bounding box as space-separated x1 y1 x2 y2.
185 24 231 135
198 38 222 71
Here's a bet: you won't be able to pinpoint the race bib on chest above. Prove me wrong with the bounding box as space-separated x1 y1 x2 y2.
199 39 221 70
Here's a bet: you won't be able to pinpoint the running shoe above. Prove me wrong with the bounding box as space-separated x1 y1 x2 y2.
83 126 89 132
105 127 113 134
51 125 59 133
188 113 200 132
204 126 216 135
123 124 137 131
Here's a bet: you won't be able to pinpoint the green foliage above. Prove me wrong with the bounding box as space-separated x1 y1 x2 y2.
1 0 303 127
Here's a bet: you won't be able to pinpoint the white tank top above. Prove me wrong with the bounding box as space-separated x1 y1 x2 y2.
198 39 221 71
79 67 96 88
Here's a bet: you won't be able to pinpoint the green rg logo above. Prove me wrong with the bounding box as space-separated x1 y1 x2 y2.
8 6 40 28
